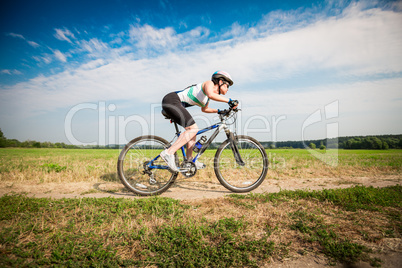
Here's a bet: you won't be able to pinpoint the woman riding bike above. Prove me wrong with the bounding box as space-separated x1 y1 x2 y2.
160 70 238 172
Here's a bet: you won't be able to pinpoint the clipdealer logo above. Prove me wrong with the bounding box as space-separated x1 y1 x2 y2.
302 100 339 167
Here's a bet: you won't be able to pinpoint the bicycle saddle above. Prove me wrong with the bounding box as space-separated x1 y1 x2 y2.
161 109 172 120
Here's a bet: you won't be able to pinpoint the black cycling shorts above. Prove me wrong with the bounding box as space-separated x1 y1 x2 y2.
162 92 196 128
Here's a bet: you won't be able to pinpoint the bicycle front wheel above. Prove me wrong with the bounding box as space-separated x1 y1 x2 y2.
214 135 268 193
117 135 178 196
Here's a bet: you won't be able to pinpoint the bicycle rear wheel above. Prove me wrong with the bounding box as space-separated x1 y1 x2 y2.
117 135 178 196
214 135 268 193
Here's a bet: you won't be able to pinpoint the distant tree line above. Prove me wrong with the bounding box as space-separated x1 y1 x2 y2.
0 129 80 149
340 135 402 149
261 134 402 150
1 128 401 150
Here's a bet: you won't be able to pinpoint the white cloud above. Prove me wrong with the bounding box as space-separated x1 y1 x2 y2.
128 24 210 53
8 33 25 39
54 28 76 43
237 78 402 116
7 32 40 48
39 55 53 64
181 26 210 46
79 38 109 55
27 40 40 48
80 59 107 70
129 24 179 50
223 4 402 83
1 70 12 75
1 1 402 142
221 22 247 39
3 4 402 110
1 69 22 75
53 50 67 62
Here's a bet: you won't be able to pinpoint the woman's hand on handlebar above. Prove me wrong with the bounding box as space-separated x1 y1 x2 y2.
217 99 239 116
217 109 229 115
228 99 239 109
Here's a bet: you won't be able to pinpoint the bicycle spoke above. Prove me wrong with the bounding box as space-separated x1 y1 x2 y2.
117 136 178 196
214 136 268 192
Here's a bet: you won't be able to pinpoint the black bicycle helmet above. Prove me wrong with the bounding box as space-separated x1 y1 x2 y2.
212 70 234 86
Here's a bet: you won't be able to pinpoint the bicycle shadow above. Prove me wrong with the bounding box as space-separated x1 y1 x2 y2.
100 172 119 182
95 172 231 197
92 172 133 196
168 180 230 194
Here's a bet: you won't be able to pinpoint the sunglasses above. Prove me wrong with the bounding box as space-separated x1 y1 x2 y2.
222 80 230 88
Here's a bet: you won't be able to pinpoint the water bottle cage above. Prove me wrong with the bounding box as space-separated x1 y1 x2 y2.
193 136 207 153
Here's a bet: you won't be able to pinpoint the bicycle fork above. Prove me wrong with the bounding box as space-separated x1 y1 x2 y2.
225 128 245 166
197 123 245 167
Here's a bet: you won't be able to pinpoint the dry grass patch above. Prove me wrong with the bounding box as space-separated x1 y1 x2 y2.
181 187 400 266
1 185 401 267
1 149 401 186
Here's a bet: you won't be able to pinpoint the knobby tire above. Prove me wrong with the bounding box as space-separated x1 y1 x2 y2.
117 135 178 196
214 135 268 192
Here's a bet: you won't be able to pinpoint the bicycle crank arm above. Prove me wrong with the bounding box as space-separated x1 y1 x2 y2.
178 161 197 178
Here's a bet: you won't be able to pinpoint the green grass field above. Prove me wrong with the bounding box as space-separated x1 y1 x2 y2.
1 148 401 267
0 148 401 183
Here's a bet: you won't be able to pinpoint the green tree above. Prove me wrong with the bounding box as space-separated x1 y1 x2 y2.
6 139 20 147
32 142 41 148
309 143 316 149
0 129 6 148
372 137 382 149
319 141 326 150
352 138 362 149
382 142 389 150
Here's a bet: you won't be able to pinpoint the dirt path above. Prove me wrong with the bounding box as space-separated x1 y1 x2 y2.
1 174 400 200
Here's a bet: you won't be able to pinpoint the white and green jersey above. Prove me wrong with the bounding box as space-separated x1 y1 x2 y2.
176 83 209 108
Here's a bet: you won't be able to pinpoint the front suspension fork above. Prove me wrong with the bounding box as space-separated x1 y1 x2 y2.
226 130 245 166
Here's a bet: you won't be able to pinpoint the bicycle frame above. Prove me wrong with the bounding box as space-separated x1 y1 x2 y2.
147 113 241 170
177 122 224 162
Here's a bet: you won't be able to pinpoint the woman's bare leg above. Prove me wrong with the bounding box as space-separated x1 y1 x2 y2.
166 123 198 154
186 133 197 160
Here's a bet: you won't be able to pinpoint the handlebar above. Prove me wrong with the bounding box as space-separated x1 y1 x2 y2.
218 106 240 121
217 99 240 122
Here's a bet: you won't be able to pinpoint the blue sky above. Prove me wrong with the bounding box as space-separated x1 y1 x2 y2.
1 0 402 145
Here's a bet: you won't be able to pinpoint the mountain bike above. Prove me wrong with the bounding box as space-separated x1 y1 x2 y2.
117 107 269 196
